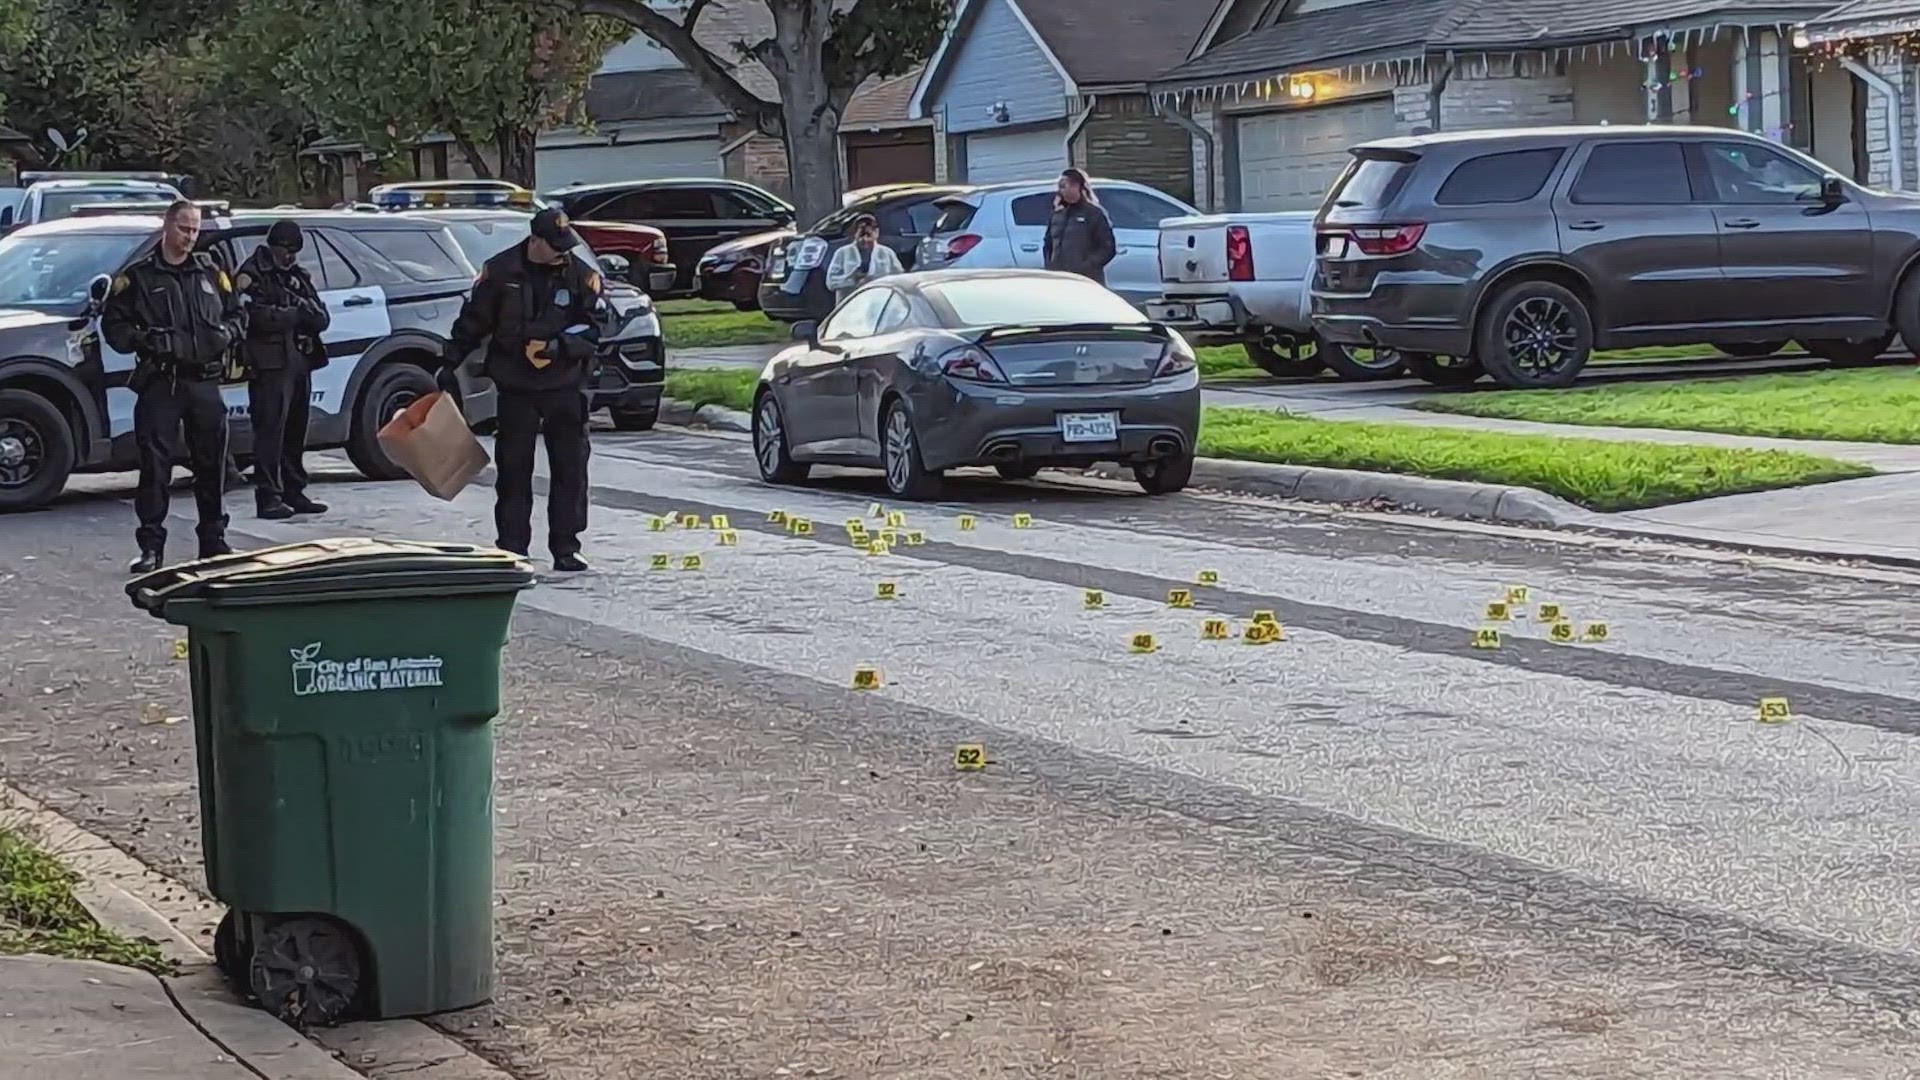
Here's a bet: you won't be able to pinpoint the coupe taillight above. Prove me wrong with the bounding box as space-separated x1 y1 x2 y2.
939 345 1007 382
1226 225 1254 281
1343 224 1426 257
946 234 983 259
1156 336 1198 378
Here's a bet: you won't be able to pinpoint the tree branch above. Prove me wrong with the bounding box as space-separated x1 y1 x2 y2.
579 0 774 123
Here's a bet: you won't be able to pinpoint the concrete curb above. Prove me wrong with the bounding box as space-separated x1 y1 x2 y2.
0 780 513 1080
660 395 750 433
1086 456 1595 528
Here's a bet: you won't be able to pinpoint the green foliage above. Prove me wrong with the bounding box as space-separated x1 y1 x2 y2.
235 0 623 181
823 0 951 89
0 826 170 975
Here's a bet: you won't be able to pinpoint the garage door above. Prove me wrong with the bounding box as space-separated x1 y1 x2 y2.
965 124 1067 185
1234 98 1397 211
536 137 721 189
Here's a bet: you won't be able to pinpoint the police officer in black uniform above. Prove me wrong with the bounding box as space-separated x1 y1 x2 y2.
104 200 247 573
440 207 604 571
236 220 331 520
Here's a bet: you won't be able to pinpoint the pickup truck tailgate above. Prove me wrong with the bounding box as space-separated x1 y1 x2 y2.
1159 220 1230 284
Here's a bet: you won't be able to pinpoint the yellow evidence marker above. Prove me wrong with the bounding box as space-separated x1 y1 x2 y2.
648 516 668 532
716 530 739 547
767 509 788 524
1548 620 1576 645
1129 632 1160 654
1083 588 1106 610
880 528 900 545
1472 628 1502 649
1758 698 1792 724
958 514 977 531
867 502 884 518
953 743 987 771
1013 512 1034 529
846 517 865 530
887 510 907 527
681 554 704 571
905 531 927 546
1198 569 1221 587
710 514 731 530
1506 585 1531 605
171 638 189 661
1582 622 1610 643
1201 618 1231 641
649 553 670 571
867 539 891 556
852 666 884 690
1536 602 1564 623
1167 588 1195 609
876 581 899 601
1251 610 1277 626
1244 621 1283 645
680 514 703 529
1484 600 1511 622
789 517 814 536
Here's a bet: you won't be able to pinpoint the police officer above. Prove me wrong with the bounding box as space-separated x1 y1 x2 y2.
104 200 247 574
236 220 331 519
440 207 604 571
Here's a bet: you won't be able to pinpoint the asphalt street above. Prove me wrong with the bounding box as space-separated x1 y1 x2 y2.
3 427 1919 1077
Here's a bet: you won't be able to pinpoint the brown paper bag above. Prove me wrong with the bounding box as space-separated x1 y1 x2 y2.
376 391 489 501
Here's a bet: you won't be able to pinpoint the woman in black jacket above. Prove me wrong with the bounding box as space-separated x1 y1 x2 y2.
1042 167 1117 286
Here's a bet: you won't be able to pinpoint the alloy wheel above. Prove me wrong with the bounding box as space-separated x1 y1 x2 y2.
1346 345 1403 372
1503 296 1579 374
0 417 44 489
755 398 783 476
884 409 912 493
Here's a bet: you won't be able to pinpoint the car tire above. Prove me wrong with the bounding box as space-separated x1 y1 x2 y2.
1715 340 1789 359
609 404 658 431
881 400 942 501
1317 341 1407 381
1402 352 1485 387
345 363 436 481
1242 330 1326 378
0 387 76 513
995 462 1042 481
1134 450 1194 496
1800 333 1897 367
751 390 810 485
1475 280 1594 389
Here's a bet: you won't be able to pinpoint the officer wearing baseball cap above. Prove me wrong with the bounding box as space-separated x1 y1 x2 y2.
440 206 607 571
236 220 331 520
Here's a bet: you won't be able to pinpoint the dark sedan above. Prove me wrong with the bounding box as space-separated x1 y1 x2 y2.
750 269 1201 500
758 185 965 322
694 227 792 310
539 178 794 296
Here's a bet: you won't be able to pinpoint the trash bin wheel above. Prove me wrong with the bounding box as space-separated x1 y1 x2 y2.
248 916 363 1027
213 910 243 983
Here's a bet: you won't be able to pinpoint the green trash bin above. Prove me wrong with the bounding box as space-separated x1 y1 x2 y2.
127 538 534 1024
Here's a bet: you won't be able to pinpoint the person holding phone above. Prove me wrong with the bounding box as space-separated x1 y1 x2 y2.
824 214 902 305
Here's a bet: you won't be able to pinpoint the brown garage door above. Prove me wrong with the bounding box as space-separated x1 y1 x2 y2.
846 136 935 189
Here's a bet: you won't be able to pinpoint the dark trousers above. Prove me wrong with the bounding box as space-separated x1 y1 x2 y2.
134 377 229 552
494 388 590 557
248 365 311 506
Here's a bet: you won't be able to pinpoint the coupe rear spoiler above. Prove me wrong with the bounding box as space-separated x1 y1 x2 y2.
978 322 1166 341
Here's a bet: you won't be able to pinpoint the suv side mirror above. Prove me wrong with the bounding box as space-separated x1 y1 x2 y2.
86 273 112 312
792 320 818 344
1821 175 1845 206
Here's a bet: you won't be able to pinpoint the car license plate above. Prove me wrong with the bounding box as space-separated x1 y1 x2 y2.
1059 412 1118 443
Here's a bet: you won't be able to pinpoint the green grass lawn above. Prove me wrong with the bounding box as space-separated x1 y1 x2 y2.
1410 367 1920 445
665 368 760 412
1198 408 1869 511
0 826 169 974
659 301 791 348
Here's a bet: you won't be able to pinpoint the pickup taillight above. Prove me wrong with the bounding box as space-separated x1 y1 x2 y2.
1226 225 1254 282
648 238 670 265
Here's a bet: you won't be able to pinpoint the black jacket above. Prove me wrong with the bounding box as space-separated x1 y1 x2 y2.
447 240 606 393
102 248 248 383
235 247 330 374
1043 199 1117 286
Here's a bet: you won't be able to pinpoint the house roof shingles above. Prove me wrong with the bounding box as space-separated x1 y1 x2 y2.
843 65 930 128
1014 0 1219 86
584 67 727 124
1154 0 1451 86
1810 0 1920 30
1431 0 1826 48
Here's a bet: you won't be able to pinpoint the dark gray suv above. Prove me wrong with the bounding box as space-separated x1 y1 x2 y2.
1310 126 1920 388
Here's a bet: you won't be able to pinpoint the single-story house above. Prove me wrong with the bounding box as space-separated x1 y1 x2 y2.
1151 0 1864 212
1805 0 1920 189
908 0 1219 202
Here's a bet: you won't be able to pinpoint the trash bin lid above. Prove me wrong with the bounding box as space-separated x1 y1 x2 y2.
127 538 535 614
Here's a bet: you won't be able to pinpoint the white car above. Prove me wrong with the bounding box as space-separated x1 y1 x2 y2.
914 179 1197 307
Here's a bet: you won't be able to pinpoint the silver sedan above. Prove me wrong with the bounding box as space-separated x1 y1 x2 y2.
750 269 1203 500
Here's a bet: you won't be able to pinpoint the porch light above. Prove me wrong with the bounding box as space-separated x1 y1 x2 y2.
1288 78 1317 100
1792 25 1810 50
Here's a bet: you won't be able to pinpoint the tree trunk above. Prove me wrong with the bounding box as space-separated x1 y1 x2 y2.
448 121 495 180
764 1 844 228
495 127 538 187
779 95 842 228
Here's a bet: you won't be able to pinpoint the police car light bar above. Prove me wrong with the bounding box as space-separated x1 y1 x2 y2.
20 170 178 185
371 188 539 210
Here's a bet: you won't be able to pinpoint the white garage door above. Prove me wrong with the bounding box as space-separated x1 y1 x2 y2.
965 124 1068 185
536 138 721 189
1235 98 1398 211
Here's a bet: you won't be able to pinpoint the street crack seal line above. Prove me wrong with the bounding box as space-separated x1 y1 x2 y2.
525 475 1920 738
511 604 1920 1014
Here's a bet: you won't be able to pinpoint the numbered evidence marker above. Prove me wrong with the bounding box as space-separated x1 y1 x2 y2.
1012 512 1034 529
852 666 884 690
887 510 907 527
954 742 987 771
788 517 814 536
1244 620 1283 645
1484 600 1512 622
1128 631 1160 654
710 514 732 531
1582 621 1610 643
876 581 899 601
867 502 885 519
681 514 703 529
1506 584 1531 605
767 509 788 524
1548 620 1576 645
1536 602 1564 624
649 516 669 532
171 638 189 661
1201 618 1232 641
958 514 978 531
1251 610 1278 626
1083 588 1106 610
905 530 927 546
681 553 704 571
1198 569 1221 587
716 529 740 547
1472 627 1502 650
649 553 671 571
1166 588 1195 609
1758 697 1792 725
867 539 891 557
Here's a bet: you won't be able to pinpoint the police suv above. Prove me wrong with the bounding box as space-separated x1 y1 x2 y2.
0 204 500 511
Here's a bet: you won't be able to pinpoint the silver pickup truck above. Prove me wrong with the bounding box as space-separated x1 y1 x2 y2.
1144 210 1409 381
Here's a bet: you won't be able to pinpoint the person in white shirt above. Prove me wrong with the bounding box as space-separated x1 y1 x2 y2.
824 214 903 305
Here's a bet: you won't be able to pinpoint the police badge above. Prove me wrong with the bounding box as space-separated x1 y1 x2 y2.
554 287 571 306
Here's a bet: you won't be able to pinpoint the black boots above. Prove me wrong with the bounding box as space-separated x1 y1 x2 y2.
283 494 328 515
257 500 296 520
553 553 590 573
128 547 164 575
